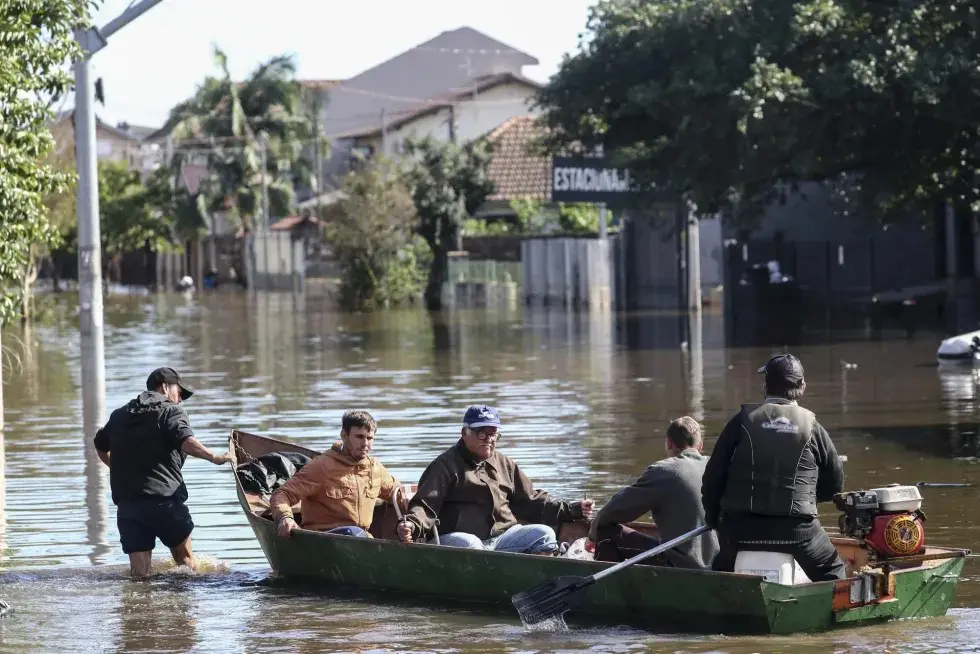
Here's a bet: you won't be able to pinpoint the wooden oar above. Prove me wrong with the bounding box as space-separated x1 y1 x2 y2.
511 524 711 625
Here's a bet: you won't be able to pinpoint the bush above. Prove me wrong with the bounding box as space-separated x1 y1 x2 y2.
324 159 427 311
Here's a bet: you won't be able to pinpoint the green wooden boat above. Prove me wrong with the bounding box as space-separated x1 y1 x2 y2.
230 430 970 635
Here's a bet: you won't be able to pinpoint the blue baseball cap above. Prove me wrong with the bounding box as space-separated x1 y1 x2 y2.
463 405 501 428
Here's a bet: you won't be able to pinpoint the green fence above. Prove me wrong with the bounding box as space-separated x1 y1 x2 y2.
446 259 522 286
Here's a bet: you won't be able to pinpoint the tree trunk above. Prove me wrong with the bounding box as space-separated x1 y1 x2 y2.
20 257 38 324
425 248 448 311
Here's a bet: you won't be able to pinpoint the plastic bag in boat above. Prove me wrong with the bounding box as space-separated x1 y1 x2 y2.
236 451 312 495
561 537 595 561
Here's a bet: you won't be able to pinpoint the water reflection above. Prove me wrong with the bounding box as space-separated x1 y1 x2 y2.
79 329 110 565
0 404 6 566
684 310 705 421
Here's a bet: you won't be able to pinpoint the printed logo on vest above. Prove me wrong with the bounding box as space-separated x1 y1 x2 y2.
760 416 799 433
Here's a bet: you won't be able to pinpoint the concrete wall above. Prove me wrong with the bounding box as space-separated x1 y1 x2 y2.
522 236 612 309
699 216 723 289
248 232 305 292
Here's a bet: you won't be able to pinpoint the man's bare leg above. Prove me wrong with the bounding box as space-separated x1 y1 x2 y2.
169 536 198 570
128 551 152 578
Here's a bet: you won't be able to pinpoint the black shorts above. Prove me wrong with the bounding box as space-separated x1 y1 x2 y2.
117 498 194 554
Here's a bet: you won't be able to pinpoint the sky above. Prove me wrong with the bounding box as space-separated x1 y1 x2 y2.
83 0 596 128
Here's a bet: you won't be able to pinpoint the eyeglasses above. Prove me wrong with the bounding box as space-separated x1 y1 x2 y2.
467 427 500 441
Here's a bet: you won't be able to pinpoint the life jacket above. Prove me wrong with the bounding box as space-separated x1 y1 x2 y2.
719 400 819 517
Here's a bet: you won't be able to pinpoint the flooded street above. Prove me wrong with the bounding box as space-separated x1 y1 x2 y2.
1 292 979 652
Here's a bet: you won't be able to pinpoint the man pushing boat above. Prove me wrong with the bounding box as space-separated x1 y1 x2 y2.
94 367 233 577
397 405 594 554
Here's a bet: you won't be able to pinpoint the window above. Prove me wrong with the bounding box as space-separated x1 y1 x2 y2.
97 140 113 157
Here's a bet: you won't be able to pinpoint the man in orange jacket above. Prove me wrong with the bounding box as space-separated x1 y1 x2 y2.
270 410 406 538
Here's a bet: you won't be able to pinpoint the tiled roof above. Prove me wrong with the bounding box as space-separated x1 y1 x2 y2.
485 115 550 201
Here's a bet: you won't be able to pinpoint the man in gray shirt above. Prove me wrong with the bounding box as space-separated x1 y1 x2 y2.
589 416 719 569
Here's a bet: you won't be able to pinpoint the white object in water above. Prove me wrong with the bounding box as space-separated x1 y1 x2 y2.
734 551 811 585
936 329 980 363
871 484 923 512
177 275 194 291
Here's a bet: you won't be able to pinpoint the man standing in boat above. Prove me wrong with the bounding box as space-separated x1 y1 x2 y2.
396 405 594 554
93 367 233 577
588 416 719 568
701 354 847 581
270 409 406 539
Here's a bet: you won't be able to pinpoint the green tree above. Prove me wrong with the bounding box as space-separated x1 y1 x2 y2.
0 0 88 325
324 158 428 311
98 160 185 263
402 136 495 310
156 47 316 232
536 0 980 223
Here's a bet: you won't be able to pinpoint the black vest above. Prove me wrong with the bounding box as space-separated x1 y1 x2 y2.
720 400 819 517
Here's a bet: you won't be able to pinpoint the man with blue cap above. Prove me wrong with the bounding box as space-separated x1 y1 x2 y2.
701 353 846 580
397 404 594 553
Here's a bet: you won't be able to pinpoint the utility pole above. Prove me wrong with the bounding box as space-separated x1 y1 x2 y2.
73 0 166 439
380 108 388 157
686 202 702 312
313 109 324 219
74 0 165 567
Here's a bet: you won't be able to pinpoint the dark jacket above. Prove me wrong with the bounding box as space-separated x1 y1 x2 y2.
93 391 194 505
590 448 720 569
702 398 844 543
404 440 583 541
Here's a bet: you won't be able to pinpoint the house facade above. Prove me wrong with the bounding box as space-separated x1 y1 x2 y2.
49 111 161 174
318 26 541 187
336 73 541 159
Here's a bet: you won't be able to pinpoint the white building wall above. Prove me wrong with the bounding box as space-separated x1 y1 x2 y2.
381 83 538 153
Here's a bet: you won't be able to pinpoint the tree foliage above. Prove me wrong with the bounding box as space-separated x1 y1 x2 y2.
0 0 88 324
402 136 495 310
157 47 317 232
98 160 189 257
537 0 980 223
324 158 428 311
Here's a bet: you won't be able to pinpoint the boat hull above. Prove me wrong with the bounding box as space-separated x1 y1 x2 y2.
937 329 980 362
231 430 967 635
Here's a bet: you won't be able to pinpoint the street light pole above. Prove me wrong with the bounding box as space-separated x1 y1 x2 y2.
73 0 166 435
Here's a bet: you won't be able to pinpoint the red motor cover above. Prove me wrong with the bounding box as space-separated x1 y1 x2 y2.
864 512 926 558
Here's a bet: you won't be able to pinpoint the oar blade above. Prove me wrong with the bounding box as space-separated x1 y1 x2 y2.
511 575 591 624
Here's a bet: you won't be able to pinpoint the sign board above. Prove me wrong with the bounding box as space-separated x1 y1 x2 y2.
551 156 634 204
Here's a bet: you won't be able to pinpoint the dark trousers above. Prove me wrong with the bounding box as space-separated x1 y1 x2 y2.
712 529 847 581
593 524 671 566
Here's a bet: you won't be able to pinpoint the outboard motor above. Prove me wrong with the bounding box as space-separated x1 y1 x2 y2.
834 485 926 558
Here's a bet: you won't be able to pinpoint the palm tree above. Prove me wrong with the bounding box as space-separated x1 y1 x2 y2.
157 46 317 233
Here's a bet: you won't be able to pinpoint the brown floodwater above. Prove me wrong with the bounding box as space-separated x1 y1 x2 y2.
0 291 978 652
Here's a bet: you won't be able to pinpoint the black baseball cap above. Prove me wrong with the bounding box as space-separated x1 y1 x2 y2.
146 367 194 400
758 354 805 384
